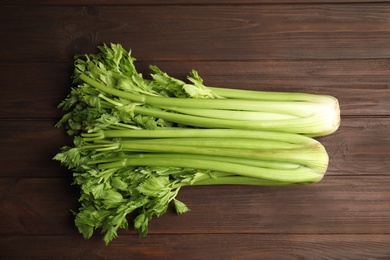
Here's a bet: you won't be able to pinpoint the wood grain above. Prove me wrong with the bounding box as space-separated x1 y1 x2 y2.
4 0 390 5
1 234 390 259
0 120 70 177
1 5 390 62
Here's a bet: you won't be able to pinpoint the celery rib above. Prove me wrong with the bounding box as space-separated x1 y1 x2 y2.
191 176 291 186
114 142 328 174
160 106 299 121
208 86 335 103
98 129 318 145
123 137 304 150
133 106 330 135
99 157 323 183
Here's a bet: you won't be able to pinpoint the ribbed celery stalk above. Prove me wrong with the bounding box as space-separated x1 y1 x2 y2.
81 128 329 180
98 155 323 183
78 73 340 136
84 129 318 144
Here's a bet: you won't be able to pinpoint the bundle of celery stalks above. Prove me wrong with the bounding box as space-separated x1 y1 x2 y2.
54 43 340 244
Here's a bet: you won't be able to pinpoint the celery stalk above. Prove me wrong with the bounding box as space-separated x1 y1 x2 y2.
78 72 340 136
98 156 323 183
54 43 339 244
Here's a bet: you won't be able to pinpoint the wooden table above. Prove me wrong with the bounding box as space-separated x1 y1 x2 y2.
1 1 389 258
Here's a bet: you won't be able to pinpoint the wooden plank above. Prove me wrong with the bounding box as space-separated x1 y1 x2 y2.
1 5 390 62
1 234 389 259
1 176 389 235
322 117 390 175
4 0 390 5
0 177 78 235
0 117 389 177
1 59 389 119
0 63 71 119
0 120 71 177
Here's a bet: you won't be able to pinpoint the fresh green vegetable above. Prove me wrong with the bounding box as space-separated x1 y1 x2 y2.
54 43 338 245
55 129 328 244
75 71 339 136
58 43 339 136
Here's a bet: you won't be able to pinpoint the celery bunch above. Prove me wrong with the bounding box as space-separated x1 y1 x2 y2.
54 43 339 244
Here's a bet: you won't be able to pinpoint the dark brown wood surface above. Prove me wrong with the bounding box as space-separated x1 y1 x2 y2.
1 1 389 259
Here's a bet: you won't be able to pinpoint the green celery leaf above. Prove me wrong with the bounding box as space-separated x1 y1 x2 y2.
136 175 170 197
173 199 190 215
